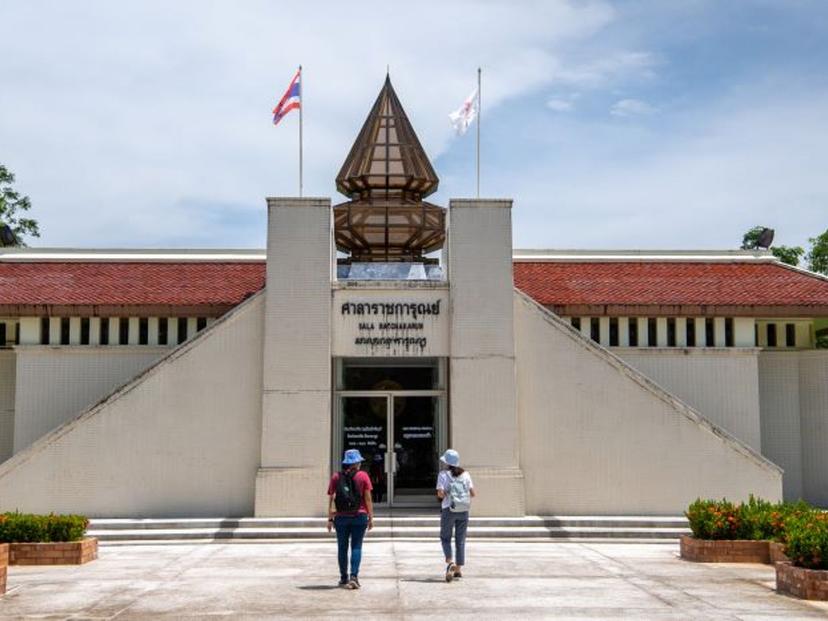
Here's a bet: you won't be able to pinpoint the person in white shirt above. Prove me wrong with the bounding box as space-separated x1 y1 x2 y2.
435 449 476 582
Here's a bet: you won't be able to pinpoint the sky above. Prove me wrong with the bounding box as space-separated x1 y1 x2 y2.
1 0 827 251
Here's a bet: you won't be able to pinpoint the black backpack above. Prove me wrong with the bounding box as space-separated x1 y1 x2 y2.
334 470 361 513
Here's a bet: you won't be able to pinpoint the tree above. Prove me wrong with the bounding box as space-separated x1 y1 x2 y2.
806 229 828 275
771 245 806 267
740 225 804 267
0 164 40 246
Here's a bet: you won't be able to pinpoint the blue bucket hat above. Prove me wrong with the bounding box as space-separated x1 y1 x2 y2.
342 449 364 465
440 449 460 467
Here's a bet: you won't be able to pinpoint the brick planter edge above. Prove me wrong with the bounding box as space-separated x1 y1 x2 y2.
776 561 828 600
769 541 790 564
8 538 98 566
680 534 770 563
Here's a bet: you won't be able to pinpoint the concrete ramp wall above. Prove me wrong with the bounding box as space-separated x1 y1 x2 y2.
0 294 264 518
515 291 782 515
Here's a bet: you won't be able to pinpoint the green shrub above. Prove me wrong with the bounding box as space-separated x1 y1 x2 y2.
686 498 747 539
784 512 828 570
738 495 776 540
0 512 89 543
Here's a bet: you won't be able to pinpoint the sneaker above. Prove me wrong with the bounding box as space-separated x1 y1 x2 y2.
453 566 463 579
338 578 350 589
445 563 456 583
349 576 361 590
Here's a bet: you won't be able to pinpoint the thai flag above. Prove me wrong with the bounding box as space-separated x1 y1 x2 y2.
272 69 301 125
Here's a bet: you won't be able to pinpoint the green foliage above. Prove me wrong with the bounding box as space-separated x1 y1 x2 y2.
741 226 767 250
686 498 747 539
685 497 818 543
0 164 40 246
0 512 89 543
771 245 805 267
784 512 828 570
807 229 828 275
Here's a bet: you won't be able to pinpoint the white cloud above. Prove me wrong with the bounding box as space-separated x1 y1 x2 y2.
546 98 575 112
0 0 627 246
610 98 659 117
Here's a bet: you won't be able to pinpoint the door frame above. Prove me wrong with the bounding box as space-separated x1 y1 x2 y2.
333 390 446 506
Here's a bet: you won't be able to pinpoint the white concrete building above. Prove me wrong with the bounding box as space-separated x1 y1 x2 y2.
1 79 826 517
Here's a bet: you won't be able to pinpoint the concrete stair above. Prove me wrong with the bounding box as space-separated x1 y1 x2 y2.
88 515 689 544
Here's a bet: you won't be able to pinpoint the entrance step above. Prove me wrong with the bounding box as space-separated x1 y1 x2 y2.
88 515 689 544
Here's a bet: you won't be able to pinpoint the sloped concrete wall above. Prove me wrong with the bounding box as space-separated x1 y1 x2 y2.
800 351 828 507
0 351 15 463
13 347 166 454
515 291 782 515
0 294 264 517
618 349 762 451
758 352 804 501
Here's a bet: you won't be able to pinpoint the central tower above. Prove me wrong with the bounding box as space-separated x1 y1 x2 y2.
334 76 445 263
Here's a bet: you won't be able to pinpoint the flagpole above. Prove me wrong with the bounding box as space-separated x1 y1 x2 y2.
476 67 481 199
298 65 303 197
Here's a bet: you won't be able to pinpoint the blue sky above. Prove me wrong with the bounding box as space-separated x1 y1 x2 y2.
1 0 827 251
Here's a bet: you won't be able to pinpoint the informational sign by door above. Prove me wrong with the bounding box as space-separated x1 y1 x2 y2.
333 288 449 357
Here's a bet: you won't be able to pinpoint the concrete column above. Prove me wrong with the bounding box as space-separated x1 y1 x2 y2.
255 197 333 517
599 317 610 347
656 318 668 347
69 318 81 345
695 318 707 347
676 318 687 347
619 317 630 347
49 318 60 345
714 317 727 347
148 317 159 346
18 318 39 345
637 317 648 347
89 318 100 346
579 318 590 340
734 318 755 347
187 318 197 340
447 198 524 516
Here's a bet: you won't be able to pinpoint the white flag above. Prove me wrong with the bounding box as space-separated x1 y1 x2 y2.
449 88 478 135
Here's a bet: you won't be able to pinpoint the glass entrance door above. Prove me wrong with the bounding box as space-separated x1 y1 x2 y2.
392 396 439 504
338 393 442 506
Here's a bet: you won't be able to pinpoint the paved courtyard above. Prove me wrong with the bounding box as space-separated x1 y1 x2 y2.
1 540 827 620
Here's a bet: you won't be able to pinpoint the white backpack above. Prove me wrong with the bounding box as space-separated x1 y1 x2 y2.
448 474 471 513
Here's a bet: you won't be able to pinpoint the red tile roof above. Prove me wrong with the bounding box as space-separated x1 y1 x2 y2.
513 261 828 316
0 262 266 315
2 258 828 317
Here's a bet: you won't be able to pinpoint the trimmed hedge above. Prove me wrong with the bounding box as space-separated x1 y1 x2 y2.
785 512 828 570
0 512 89 543
686 497 827 569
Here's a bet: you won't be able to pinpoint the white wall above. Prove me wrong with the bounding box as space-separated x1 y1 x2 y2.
0 351 15 464
758 351 804 501
255 197 333 517
13 347 166 453
0 294 265 517
515 292 782 515
447 199 524 516
799 351 828 507
616 349 762 451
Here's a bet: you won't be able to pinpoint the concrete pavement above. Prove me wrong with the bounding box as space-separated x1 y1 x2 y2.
1 541 827 619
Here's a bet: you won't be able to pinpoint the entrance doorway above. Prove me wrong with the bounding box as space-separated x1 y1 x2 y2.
333 359 447 507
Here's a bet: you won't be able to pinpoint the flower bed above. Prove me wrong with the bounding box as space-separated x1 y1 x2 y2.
680 534 769 563
0 543 7 596
0 512 96 566
8 538 97 566
776 562 828 600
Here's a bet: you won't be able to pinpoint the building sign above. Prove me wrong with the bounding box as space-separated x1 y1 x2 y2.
332 289 449 357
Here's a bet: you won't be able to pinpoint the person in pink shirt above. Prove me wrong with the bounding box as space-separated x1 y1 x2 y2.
327 449 374 589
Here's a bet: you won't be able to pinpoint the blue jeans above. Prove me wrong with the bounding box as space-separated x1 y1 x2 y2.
440 508 469 566
334 514 369 581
